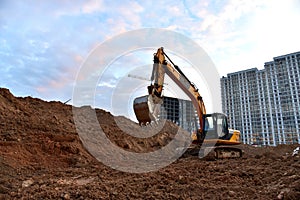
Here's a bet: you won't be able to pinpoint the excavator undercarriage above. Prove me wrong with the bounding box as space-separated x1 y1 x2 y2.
183 144 242 159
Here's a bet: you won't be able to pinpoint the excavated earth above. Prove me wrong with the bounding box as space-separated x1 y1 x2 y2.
0 88 300 199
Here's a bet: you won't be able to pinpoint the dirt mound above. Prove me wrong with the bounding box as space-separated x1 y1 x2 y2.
0 88 300 199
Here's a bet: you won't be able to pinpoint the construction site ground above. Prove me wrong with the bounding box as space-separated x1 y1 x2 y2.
0 88 299 199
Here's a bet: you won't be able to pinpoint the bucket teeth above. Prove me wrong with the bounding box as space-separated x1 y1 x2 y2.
133 95 162 125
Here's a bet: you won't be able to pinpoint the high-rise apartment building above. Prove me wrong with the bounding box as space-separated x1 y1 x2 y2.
221 51 300 146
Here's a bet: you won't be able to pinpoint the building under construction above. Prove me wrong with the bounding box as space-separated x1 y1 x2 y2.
159 96 199 133
221 51 300 146
133 95 199 133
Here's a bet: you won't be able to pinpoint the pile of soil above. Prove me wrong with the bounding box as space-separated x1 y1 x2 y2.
0 88 299 199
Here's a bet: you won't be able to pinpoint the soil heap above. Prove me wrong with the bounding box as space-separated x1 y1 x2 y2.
0 88 299 199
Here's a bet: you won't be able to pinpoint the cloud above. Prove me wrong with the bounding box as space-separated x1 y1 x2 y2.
247 1 300 56
0 1 109 99
177 0 300 75
82 0 104 14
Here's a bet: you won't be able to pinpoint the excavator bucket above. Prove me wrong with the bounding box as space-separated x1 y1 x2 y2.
133 95 162 125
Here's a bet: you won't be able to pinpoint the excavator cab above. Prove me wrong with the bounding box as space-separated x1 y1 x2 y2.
202 113 241 145
203 113 229 140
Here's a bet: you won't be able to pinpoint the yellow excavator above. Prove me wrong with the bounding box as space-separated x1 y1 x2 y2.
133 47 242 159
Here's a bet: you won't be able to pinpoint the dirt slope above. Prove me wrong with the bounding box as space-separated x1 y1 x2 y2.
0 88 299 199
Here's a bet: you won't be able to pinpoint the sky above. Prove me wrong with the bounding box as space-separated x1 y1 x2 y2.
1 0 300 119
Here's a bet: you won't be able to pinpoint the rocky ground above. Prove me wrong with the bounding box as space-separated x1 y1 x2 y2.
0 88 299 199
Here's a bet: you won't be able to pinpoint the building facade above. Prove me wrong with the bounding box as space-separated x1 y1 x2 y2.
159 96 199 133
221 51 300 146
